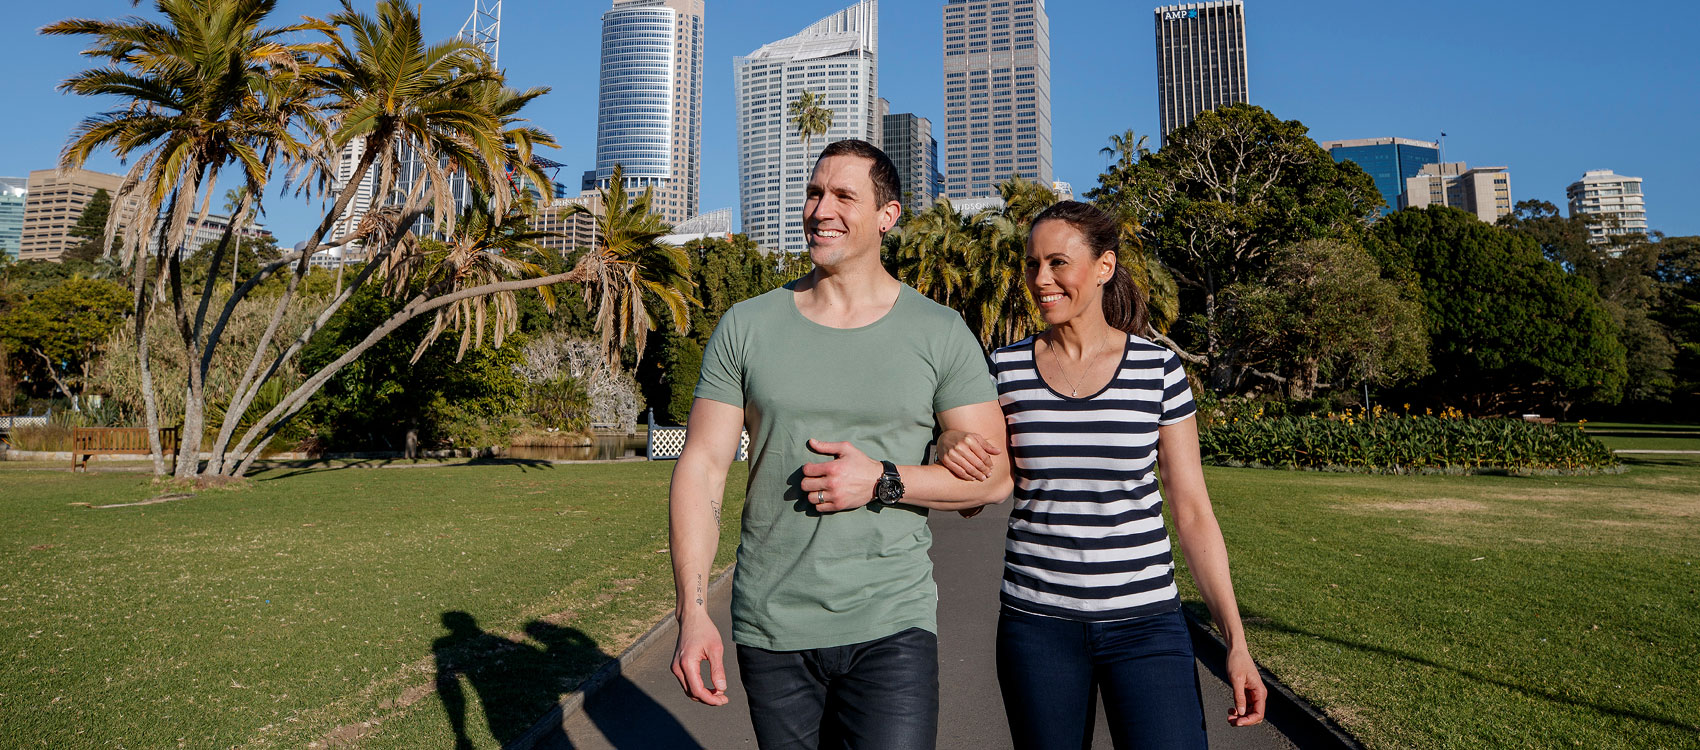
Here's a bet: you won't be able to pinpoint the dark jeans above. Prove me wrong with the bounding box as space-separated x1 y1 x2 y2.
997 606 1207 750
736 627 940 750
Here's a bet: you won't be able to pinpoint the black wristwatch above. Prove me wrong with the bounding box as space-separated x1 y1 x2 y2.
874 460 906 506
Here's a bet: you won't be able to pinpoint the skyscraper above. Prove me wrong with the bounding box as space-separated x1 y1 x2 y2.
881 101 941 214
1322 137 1440 216
594 0 705 226
941 0 1052 199
1404 162 1513 224
1154 1 1249 145
735 0 880 253
1567 170 1648 244
0 178 26 260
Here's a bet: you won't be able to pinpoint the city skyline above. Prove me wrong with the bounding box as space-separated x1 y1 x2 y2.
2 0 1696 241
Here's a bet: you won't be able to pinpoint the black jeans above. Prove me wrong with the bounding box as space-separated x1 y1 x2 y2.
736 627 940 750
997 606 1207 750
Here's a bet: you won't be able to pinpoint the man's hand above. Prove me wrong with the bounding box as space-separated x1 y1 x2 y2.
799 439 882 513
670 614 730 706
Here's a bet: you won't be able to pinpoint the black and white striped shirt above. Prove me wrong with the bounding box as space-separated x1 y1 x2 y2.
990 334 1197 621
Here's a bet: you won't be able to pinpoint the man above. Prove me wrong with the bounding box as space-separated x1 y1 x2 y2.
668 139 1013 749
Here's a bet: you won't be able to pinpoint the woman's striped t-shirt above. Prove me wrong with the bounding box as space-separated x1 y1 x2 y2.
989 333 1197 622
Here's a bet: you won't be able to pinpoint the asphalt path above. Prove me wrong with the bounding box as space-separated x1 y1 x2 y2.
544 502 1301 749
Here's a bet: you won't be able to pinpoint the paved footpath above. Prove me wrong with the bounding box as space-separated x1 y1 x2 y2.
545 502 1303 749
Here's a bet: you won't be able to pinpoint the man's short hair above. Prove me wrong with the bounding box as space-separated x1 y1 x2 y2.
816 139 902 210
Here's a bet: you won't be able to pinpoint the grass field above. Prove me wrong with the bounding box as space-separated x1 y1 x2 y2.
0 459 744 749
1178 452 1700 749
4 450 1698 749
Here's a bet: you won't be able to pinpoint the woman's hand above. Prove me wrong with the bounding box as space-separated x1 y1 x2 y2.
1224 646 1267 727
934 429 1001 482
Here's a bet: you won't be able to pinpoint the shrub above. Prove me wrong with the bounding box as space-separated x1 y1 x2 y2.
1198 406 1618 474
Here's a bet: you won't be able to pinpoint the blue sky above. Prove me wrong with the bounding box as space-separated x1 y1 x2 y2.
3 0 1696 241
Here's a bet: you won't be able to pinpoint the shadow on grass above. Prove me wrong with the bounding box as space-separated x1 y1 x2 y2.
433 611 698 750
255 456 558 481
1242 612 1698 736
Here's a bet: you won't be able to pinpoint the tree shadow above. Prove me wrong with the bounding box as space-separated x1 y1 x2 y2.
433 611 698 750
1231 608 1699 736
256 456 557 481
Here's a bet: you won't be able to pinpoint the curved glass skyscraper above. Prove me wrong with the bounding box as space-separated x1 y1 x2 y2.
596 0 704 225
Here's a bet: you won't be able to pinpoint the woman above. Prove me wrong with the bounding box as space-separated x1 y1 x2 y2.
936 201 1266 748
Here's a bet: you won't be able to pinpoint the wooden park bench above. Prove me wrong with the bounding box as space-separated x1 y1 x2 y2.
71 427 179 472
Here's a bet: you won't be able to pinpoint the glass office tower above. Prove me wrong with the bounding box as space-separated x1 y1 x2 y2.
0 177 26 260
1322 137 1441 215
882 104 941 214
595 0 705 225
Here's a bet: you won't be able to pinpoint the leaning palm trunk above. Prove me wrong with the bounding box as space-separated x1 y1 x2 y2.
224 264 594 476
201 141 386 476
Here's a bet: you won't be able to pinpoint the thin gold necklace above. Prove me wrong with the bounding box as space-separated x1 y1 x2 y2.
1045 336 1102 398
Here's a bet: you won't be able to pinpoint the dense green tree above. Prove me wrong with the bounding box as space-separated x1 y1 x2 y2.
1219 239 1428 400
640 234 801 423
0 278 131 401
1652 236 1700 417
1370 206 1626 416
61 189 113 265
297 287 525 451
1088 106 1383 390
1501 200 1676 403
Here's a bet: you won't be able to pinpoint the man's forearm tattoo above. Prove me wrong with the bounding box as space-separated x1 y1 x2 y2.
711 497 723 524
695 573 705 606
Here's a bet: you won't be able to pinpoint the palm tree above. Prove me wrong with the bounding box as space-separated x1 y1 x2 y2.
215 0 522 473
962 177 1055 347
788 89 834 158
893 199 975 309
409 192 560 363
45 0 324 477
561 165 694 366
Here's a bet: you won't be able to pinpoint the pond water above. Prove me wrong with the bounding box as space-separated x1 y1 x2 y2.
504 434 648 461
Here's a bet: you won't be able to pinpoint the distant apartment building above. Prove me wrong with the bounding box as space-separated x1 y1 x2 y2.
1403 162 1513 224
535 193 606 256
941 0 1052 200
17 168 140 262
146 212 271 259
593 0 705 226
881 102 941 213
1322 137 1440 216
0 177 26 260
1154 1 1249 145
1567 170 1647 244
735 0 880 253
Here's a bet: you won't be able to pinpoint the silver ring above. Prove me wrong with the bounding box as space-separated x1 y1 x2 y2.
816 490 825 503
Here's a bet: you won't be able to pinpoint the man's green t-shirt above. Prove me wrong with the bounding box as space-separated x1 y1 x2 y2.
694 282 996 651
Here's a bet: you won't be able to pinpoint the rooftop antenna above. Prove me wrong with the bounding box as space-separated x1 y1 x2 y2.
459 0 501 68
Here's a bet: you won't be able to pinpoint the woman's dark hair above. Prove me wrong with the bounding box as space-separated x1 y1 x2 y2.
1028 201 1150 335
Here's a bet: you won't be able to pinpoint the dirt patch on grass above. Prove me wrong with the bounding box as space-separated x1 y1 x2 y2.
1351 498 1489 514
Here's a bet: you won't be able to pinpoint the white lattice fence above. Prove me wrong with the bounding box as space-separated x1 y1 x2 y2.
646 413 749 461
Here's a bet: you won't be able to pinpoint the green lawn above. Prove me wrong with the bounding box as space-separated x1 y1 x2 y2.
0 460 744 749
1179 453 1700 749
5 454 1698 749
